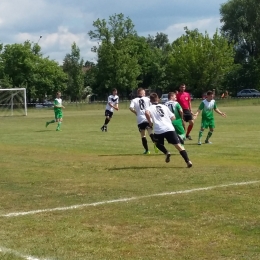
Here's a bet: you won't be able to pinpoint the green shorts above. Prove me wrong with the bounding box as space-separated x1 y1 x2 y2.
201 119 215 129
55 111 63 119
172 120 186 137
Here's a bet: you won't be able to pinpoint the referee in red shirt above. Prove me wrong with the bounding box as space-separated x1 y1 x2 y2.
176 83 194 140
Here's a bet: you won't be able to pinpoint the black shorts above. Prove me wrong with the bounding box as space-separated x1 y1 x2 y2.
105 110 113 118
183 109 193 122
138 122 152 132
154 131 180 145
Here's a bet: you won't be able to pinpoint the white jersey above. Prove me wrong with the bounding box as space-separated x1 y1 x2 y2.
130 96 151 124
146 103 175 134
105 95 119 112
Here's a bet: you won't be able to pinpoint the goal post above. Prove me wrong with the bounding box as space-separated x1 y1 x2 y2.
0 88 27 116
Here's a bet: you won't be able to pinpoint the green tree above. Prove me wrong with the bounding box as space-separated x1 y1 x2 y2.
89 13 137 44
63 42 85 101
220 0 260 60
0 41 67 100
34 58 68 98
223 58 260 94
167 28 235 96
147 32 169 50
144 33 172 92
88 14 140 97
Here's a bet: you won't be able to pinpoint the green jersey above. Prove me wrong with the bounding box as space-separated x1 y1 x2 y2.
199 99 217 120
54 98 62 112
54 98 63 119
164 101 182 121
165 100 185 137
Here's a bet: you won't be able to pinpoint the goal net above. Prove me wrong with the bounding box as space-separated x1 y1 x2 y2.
0 88 27 116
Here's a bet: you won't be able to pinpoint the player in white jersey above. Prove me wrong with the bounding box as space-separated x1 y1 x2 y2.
101 88 119 132
129 88 158 154
145 93 192 167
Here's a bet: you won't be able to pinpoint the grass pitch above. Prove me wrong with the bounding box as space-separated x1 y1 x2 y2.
0 99 260 260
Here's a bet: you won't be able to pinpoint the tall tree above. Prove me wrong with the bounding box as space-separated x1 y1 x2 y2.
63 42 85 101
145 33 171 92
0 41 67 100
88 14 140 97
147 32 169 50
167 28 235 96
88 13 137 44
220 0 260 60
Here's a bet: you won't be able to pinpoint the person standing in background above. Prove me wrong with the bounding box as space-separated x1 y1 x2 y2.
176 83 194 140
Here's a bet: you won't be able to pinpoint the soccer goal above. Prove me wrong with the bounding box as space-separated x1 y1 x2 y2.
0 88 27 116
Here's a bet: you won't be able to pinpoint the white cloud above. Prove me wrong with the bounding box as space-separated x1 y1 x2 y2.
0 0 226 64
142 17 222 42
16 27 96 64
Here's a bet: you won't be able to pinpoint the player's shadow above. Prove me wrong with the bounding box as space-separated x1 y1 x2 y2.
99 153 161 157
34 130 53 132
184 143 202 146
99 153 180 157
108 165 184 171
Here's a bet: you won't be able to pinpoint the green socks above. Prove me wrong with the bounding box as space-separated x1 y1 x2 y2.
56 121 62 130
205 131 213 142
198 130 203 142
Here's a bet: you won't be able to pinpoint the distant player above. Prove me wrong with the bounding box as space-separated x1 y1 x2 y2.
193 90 226 145
145 93 192 168
46 91 65 131
176 83 194 140
165 92 186 144
101 88 119 132
129 88 158 154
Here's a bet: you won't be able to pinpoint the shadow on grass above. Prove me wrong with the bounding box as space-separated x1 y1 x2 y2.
99 153 180 157
108 165 184 170
35 130 54 132
184 143 202 146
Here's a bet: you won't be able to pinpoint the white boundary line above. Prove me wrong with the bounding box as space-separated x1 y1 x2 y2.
0 246 51 260
1 180 259 218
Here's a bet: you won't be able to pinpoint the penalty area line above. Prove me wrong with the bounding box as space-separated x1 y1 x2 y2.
0 246 51 260
1 180 259 218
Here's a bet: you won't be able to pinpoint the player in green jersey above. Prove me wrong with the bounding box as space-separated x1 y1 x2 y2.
45 92 65 131
165 92 186 144
193 90 226 145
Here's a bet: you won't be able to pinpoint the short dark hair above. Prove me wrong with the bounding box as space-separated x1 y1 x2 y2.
137 88 144 95
168 92 175 99
150 92 159 103
207 90 213 96
112 88 117 92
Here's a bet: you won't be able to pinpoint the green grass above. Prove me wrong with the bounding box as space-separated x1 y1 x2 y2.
0 99 260 260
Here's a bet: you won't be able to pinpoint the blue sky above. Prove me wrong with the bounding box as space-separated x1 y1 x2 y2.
0 0 227 64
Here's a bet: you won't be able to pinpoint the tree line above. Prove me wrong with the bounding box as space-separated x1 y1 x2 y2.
0 0 260 101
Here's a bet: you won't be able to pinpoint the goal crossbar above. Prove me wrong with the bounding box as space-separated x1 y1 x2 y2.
0 88 26 91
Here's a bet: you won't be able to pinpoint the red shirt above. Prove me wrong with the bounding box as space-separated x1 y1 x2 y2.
176 92 191 110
